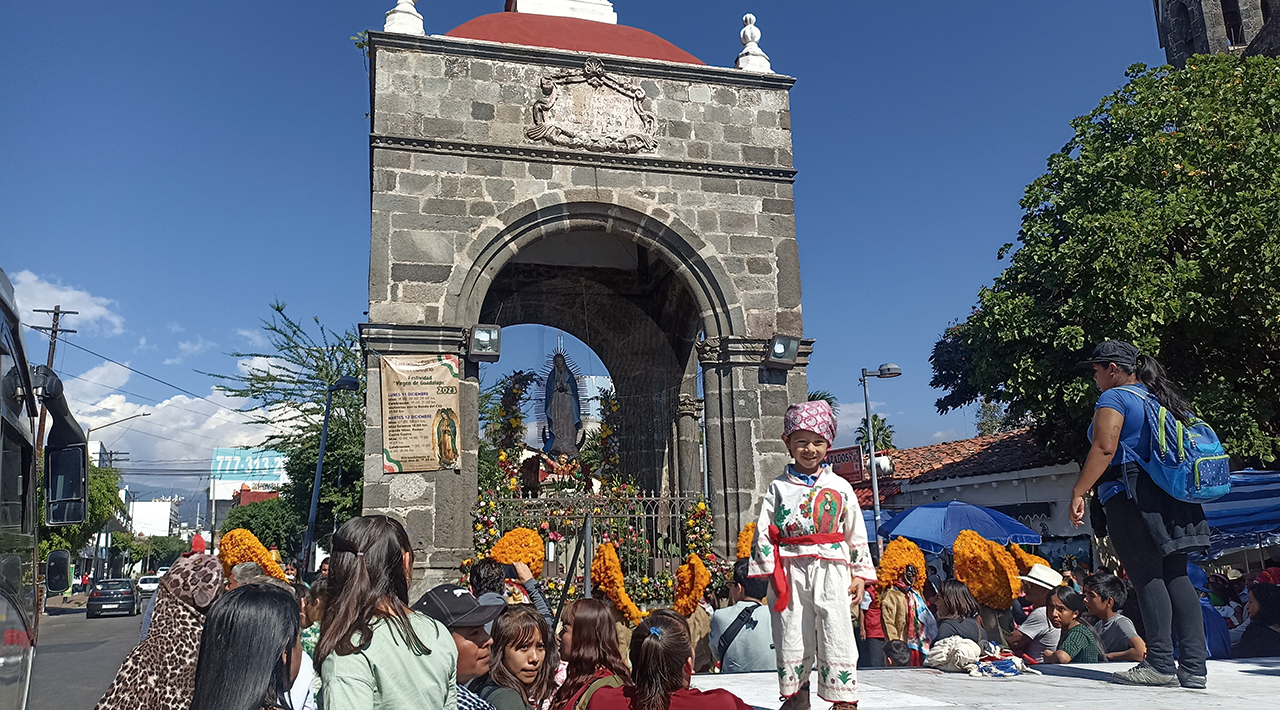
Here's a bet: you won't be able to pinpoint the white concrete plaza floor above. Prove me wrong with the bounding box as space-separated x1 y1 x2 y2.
692 659 1280 709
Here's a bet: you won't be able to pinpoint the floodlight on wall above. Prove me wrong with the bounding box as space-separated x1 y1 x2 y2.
763 333 800 369
468 325 502 363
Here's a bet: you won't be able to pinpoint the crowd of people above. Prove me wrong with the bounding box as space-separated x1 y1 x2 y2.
89 340 1280 710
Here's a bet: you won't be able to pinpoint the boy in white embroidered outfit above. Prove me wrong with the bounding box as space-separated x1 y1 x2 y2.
749 400 877 710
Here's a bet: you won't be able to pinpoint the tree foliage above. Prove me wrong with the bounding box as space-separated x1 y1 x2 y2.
221 498 301 554
39 462 127 559
208 302 364 552
854 414 895 452
931 56 1280 463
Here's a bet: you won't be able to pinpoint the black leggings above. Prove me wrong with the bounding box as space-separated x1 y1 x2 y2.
1105 493 1207 675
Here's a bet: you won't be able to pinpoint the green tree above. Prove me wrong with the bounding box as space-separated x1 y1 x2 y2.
207 302 364 552
854 414 895 452
930 56 1280 464
39 462 127 559
222 497 301 554
974 399 1031 437
807 390 840 415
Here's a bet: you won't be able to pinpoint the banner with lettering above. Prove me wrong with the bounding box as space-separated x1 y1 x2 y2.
380 354 462 473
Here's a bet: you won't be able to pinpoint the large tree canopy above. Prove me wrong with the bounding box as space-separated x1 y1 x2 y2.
932 55 1280 464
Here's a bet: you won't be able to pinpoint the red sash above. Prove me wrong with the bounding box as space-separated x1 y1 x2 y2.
766 524 845 612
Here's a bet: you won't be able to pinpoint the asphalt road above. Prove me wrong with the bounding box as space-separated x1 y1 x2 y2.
31 604 141 709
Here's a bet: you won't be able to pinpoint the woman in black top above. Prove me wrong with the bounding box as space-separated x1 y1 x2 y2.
1233 584 1280 659
933 580 984 646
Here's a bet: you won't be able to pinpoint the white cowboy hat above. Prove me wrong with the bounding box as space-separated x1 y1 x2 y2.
1018 563 1063 591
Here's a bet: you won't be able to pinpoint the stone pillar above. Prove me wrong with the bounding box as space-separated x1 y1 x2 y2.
676 393 704 495
358 323 475 596
697 336 811 556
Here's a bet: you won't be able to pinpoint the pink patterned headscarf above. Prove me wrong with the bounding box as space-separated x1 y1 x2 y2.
783 400 837 444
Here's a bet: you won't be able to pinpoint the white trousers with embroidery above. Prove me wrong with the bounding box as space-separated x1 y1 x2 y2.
767 557 859 703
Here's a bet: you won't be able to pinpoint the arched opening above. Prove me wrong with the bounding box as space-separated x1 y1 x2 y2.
478 232 701 493
1221 0 1246 45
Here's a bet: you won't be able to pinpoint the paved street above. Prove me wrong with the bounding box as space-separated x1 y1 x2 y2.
31 603 140 709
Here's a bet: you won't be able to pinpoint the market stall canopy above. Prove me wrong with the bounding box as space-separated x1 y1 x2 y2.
1204 470 1280 534
877 500 1041 555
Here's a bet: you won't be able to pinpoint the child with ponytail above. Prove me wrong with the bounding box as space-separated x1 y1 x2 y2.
585 610 751 710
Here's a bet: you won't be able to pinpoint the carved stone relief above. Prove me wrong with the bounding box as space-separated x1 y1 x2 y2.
526 58 658 153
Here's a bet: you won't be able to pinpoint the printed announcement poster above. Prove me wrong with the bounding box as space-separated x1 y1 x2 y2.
380 354 462 473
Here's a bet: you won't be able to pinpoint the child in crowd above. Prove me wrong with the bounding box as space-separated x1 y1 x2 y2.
749 400 877 710
933 580 985 646
585 610 753 710
551 599 631 710
1043 587 1102 664
1082 572 1145 662
882 640 911 667
470 604 558 710
190 583 302 710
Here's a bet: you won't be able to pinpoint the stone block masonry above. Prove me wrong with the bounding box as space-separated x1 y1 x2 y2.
363 31 810 587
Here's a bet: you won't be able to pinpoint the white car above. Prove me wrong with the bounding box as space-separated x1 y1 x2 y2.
137 575 160 596
156 566 170 577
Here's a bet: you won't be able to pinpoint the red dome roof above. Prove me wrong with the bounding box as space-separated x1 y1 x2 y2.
446 13 704 66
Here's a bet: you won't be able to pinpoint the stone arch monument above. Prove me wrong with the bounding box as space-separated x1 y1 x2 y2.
358 3 810 587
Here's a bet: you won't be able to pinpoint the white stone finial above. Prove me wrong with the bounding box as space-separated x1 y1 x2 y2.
384 0 425 36
736 13 772 73
512 0 618 24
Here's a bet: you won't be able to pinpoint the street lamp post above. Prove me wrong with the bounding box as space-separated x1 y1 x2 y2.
86 412 151 440
860 363 902 554
301 376 360 573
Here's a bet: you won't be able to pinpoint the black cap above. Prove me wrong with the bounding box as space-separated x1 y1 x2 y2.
413 584 504 628
1077 340 1140 369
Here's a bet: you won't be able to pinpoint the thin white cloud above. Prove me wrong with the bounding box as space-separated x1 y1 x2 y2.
166 322 185 334
164 336 216 365
931 430 959 442
236 328 269 348
134 336 156 353
10 270 124 335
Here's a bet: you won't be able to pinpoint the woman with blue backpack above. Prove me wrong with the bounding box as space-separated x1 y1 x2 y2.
1069 340 1221 689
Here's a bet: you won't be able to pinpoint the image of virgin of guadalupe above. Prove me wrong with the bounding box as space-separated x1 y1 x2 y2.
434 408 459 467
542 353 585 458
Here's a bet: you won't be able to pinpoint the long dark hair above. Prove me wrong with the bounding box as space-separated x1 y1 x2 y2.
314 515 430 672
488 604 558 707
190 583 300 710
936 579 979 620
1119 352 1193 424
628 610 691 710
550 599 631 710
1251 583 1280 626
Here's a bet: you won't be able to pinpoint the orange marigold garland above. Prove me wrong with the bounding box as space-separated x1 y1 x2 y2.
673 553 712 617
591 542 647 625
877 537 926 592
952 530 1021 609
1007 543 1050 576
491 527 546 577
736 522 757 560
218 528 287 580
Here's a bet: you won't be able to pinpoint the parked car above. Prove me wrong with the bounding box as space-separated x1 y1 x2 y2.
156 566 170 577
137 575 160 597
86 579 140 618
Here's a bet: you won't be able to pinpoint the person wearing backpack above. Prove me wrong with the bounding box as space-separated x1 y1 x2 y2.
1068 340 1212 689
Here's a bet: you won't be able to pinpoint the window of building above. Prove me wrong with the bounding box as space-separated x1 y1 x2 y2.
1222 0 1247 45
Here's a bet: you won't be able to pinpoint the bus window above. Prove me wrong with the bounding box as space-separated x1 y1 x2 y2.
0 425 25 530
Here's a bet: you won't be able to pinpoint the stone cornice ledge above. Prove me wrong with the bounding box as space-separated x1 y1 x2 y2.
360 323 468 359
370 134 798 182
697 335 814 368
368 31 797 91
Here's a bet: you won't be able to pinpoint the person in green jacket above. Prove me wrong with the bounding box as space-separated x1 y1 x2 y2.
316 515 458 710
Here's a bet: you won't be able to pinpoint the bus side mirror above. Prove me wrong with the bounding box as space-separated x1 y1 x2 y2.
45 550 71 594
44 445 87 526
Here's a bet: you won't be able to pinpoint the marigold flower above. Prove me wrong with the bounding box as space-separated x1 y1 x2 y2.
1006 543 1050 576
877 537 926 592
491 527 545 577
673 553 711 617
952 530 1022 610
737 521 752 560
217 528 287 581
591 542 646 625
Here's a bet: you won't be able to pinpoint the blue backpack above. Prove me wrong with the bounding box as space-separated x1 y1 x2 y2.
1113 386 1231 503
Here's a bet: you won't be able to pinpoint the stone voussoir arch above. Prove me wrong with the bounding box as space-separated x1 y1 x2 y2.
448 197 747 339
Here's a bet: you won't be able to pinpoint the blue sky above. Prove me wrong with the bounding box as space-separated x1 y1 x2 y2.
1 2 1167 500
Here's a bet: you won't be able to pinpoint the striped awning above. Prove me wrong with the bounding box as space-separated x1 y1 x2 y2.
1204 470 1280 535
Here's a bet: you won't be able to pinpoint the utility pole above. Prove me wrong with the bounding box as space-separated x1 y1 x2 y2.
101 450 129 468
31 306 77 459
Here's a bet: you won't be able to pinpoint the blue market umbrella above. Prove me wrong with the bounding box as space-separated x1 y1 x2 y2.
877 500 1041 554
